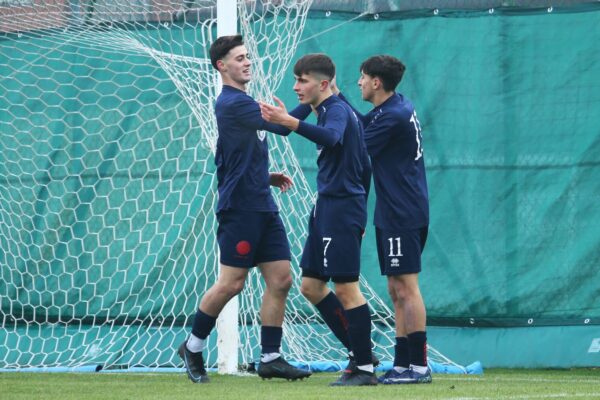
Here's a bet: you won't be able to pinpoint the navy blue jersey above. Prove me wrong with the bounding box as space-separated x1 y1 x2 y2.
215 85 310 212
295 95 371 197
339 92 429 230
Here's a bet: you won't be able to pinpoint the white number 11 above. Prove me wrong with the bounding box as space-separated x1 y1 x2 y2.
388 237 403 257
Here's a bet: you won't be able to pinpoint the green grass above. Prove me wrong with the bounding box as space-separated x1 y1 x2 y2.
1 369 599 400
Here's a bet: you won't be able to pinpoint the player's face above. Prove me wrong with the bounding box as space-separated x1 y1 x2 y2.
293 73 325 106
220 45 252 84
358 71 375 102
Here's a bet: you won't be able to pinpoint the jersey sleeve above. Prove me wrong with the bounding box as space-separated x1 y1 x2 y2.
363 110 400 157
234 95 312 136
266 104 313 136
361 144 372 199
295 104 347 147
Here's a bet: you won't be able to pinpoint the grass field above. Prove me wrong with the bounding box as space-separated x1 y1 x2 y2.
2 369 599 400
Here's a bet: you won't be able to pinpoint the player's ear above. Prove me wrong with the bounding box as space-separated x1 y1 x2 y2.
320 79 330 92
216 59 226 72
373 77 381 90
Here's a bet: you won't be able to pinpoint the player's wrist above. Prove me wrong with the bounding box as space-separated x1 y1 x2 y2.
285 115 299 131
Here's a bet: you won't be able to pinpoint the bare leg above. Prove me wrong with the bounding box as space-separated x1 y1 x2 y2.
199 264 249 315
258 260 292 326
387 274 426 335
300 276 330 305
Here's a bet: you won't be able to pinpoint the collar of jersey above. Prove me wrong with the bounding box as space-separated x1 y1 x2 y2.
222 84 246 94
374 92 401 113
315 94 338 114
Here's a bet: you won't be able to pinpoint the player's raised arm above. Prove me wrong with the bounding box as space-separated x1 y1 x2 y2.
261 99 345 148
330 76 370 126
235 95 311 136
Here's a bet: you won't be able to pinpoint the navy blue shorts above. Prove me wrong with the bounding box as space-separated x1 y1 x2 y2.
376 226 428 276
300 196 367 279
217 210 290 268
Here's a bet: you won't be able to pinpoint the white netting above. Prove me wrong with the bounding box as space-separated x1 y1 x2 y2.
0 0 465 372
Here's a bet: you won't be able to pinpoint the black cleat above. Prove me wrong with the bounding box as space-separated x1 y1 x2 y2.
257 357 312 381
330 369 378 386
346 353 380 373
178 341 209 383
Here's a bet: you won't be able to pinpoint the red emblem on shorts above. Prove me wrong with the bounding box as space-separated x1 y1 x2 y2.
236 241 251 256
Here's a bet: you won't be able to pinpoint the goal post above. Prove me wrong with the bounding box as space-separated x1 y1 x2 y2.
215 0 239 375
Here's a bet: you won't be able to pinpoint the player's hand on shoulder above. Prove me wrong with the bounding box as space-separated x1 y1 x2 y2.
330 75 340 95
269 172 293 193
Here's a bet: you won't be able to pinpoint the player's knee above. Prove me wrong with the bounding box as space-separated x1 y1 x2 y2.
300 281 321 303
388 278 408 302
389 277 421 304
217 279 245 298
299 281 314 300
264 272 292 296
334 284 363 307
335 289 355 307
277 273 293 294
387 285 399 303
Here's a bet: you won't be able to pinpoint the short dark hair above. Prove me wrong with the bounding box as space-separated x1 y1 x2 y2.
360 55 406 92
209 34 244 70
293 53 335 80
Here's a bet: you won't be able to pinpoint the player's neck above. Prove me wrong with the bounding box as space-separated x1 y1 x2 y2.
221 75 247 92
372 90 394 107
311 90 334 112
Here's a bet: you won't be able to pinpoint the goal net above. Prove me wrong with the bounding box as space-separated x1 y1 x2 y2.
0 0 473 373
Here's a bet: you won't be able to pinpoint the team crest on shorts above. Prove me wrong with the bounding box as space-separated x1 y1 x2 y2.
236 240 251 256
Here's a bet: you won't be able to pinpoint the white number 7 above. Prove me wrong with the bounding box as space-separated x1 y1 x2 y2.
323 237 332 256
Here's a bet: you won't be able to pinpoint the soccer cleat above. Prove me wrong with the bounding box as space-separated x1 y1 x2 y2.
381 366 432 384
178 341 209 383
377 367 411 384
257 357 312 381
330 369 378 386
346 353 380 373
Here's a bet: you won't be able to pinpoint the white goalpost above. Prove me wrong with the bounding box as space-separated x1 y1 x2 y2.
214 0 239 375
0 0 476 375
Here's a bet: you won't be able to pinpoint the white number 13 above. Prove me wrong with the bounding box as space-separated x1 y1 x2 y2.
410 111 423 161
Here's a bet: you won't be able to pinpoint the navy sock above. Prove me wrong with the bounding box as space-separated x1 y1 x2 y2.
191 309 217 340
345 304 372 366
314 292 352 351
394 336 410 368
408 331 428 367
261 326 283 354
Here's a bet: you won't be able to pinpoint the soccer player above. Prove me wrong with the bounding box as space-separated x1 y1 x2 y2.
260 54 377 386
330 55 431 384
177 35 312 383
